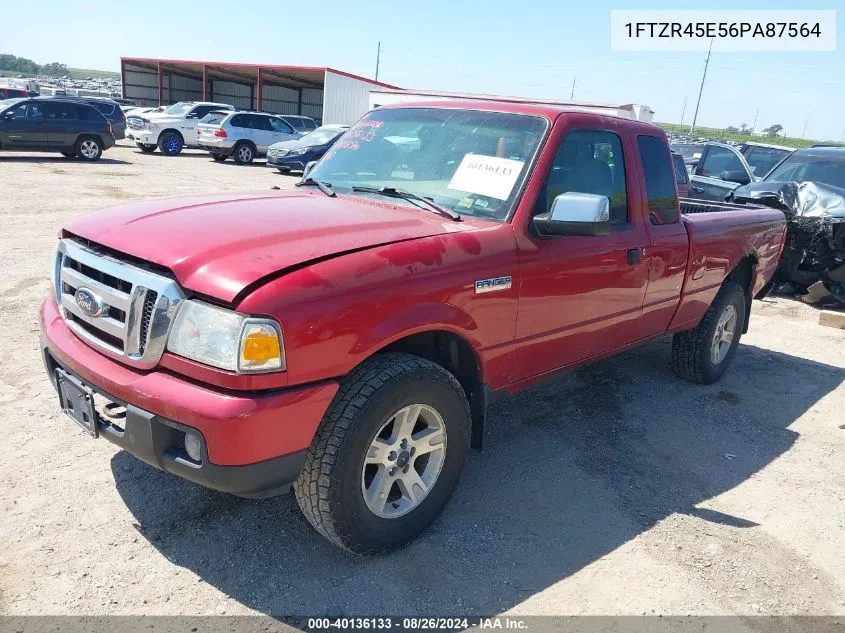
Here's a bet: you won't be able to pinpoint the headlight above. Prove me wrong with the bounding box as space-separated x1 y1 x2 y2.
288 147 311 156
166 301 285 373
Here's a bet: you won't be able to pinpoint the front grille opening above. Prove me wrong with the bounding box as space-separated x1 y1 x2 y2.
65 257 132 293
66 312 124 351
138 291 158 355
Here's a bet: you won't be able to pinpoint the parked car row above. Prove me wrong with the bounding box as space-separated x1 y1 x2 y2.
1 96 347 170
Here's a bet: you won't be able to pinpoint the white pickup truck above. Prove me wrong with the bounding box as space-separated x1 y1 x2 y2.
126 101 234 155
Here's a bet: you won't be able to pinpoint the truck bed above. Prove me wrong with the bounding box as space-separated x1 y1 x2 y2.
680 198 769 215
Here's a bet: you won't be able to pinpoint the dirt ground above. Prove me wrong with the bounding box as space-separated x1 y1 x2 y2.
0 143 844 617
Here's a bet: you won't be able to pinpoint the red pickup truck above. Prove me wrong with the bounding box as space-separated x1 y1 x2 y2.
40 100 786 554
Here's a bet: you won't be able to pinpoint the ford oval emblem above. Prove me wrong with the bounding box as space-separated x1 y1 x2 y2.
74 287 105 318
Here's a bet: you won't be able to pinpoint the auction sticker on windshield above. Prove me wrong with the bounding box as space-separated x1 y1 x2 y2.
447 154 525 201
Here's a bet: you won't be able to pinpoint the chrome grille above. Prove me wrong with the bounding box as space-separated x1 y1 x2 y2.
55 239 184 369
127 117 146 130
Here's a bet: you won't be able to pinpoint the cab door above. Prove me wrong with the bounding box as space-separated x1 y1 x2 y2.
512 119 651 382
0 101 46 149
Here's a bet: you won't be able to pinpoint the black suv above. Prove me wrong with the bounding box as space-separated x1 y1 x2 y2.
0 97 115 160
46 96 127 140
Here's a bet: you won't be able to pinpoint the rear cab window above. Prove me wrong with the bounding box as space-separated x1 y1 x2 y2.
637 135 680 225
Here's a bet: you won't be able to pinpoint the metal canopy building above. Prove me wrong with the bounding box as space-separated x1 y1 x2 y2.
120 57 398 125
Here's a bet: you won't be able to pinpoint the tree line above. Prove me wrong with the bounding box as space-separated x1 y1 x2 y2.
0 54 69 78
724 122 784 137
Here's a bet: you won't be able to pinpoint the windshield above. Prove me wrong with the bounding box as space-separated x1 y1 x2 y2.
309 107 547 221
743 146 793 177
765 152 845 189
0 98 24 111
164 102 193 116
299 128 346 145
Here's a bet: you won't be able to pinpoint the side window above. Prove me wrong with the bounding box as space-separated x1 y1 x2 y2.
251 115 274 131
284 117 304 132
188 105 213 119
269 117 295 134
698 146 744 178
535 129 629 227
7 103 29 119
637 135 680 225
230 114 248 128
672 154 689 185
303 118 316 131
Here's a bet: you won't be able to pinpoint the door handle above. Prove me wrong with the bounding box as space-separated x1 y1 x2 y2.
627 247 645 265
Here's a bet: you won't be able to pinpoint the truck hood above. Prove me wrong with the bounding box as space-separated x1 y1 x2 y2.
65 191 472 303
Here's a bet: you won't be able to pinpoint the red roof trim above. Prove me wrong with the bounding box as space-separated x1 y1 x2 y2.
120 57 400 89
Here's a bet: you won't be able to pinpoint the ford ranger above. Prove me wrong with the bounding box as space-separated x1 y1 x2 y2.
40 101 787 554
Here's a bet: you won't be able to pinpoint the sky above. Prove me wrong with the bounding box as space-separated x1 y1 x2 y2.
4 0 844 140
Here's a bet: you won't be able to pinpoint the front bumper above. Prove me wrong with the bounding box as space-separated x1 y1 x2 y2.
126 130 157 145
40 298 338 497
267 154 307 170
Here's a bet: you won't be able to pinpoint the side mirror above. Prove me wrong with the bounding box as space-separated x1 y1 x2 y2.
185 112 198 119
303 161 318 177
720 170 751 185
1 111 15 121
533 192 611 237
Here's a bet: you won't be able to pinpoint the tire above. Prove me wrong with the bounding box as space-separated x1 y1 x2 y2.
75 136 102 161
158 132 183 156
294 353 471 554
61 151 75 158
212 153 228 163
137 143 156 153
672 280 746 384
233 142 255 165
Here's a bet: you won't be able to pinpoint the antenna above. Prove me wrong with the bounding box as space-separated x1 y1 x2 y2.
689 38 713 135
570 78 576 100
375 42 381 82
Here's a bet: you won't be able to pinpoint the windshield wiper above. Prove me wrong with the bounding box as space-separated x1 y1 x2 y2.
351 186 462 221
295 177 336 197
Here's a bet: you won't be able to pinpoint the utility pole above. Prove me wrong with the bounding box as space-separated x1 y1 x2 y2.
801 114 809 139
689 38 714 135
751 108 759 134
375 42 381 82
680 93 687 127
570 78 576 100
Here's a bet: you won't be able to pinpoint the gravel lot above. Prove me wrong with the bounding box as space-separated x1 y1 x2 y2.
1 143 844 617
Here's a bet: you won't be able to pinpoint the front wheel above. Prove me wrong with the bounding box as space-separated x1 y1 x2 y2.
75 136 102 161
158 132 183 156
294 353 471 554
672 280 746 384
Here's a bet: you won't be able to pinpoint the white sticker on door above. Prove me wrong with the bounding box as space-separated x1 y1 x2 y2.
447 154 525 201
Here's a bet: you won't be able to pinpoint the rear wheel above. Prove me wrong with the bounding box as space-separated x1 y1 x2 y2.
158 132 183 156
137 143 156 153
294 353 471 554
233 142 255 165
212 153 228 162
672 280 746 384
75 136 102 161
